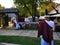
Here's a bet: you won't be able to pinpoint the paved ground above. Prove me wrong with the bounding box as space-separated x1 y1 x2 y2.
0 43 20 45
0 30 37 37
0 30 60 40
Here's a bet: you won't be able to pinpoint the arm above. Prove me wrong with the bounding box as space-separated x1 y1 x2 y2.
53 22 55 31
37 21 43 38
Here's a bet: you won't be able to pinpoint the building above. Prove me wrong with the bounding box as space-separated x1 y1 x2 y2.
0 8 19 28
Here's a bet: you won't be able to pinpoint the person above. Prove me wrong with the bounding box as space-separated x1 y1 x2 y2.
37 15 55 45
11 17 20 30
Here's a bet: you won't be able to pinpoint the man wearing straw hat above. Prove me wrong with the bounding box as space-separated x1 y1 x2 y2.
37 15 55 45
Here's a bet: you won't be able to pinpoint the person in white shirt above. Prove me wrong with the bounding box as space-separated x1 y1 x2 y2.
11 17 20 30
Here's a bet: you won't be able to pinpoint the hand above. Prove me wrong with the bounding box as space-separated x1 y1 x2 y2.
37 35 40 38
53 30 55 32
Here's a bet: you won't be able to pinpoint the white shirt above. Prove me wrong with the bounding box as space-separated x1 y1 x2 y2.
45 20 55 31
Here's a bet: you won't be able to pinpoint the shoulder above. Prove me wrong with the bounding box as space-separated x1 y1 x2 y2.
50 20 54 24
38 21 44 24
50 20 54 23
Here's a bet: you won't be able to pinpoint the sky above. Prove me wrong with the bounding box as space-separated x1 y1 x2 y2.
0 0 14 8
0 0 60 8
53 0 60 4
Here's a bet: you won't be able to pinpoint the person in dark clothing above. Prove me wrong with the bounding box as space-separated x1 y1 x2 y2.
37 15 55 45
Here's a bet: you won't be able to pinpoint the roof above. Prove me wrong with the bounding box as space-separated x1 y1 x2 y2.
0 8 18 13
51 14 60 17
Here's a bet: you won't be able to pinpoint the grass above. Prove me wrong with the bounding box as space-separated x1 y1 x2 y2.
55 40 60 45
0 36 60 45
20 28 37 30
0 36 39 45
1 27 37 30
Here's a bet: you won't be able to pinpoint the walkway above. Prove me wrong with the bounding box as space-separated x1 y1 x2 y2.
0 30 60 40
0 43 20 45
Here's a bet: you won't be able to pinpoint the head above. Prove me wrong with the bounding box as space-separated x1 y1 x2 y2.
44 15 50 20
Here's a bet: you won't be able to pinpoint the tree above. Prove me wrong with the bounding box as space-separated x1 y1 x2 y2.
0 4 4 10
14 0 40 22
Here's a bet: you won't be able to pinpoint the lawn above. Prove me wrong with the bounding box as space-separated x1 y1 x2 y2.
0 36 60 45
0 36 39 45
1 27 37 30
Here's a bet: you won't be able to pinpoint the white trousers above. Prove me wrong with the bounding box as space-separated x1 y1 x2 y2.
40 38 54 45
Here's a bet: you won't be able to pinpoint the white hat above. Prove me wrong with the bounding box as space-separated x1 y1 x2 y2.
44 15 50 17
11 17 16 21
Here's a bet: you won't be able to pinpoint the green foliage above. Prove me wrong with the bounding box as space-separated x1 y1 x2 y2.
40 2 56 15
14 0 39 17
0 4 4 10
14 0 56 18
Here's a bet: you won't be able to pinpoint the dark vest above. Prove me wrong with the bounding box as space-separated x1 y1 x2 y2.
38 20 53 45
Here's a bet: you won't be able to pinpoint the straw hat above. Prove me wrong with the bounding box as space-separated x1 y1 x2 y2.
44 15 50 17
